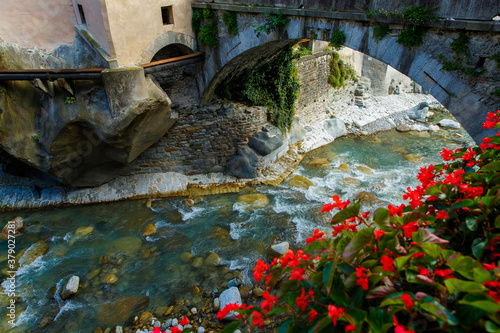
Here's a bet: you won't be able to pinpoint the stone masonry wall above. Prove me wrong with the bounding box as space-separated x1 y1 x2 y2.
123 103 268 176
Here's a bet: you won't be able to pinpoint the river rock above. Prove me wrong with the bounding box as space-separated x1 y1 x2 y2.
288 175 315 190
355 191 382 205
96 295 149 326
236 194 269 209
227 146 259 179
356 166 373 174
270 242 289 256
252 287 264 297
239 286 250 299
192 257 203 268
204 252 222 267
406 105 429 123
139 311 154 325
428 125 440 131
219 287 242 320
396 124 411 132
180 252 194 263
340 177 361 188
214 298 220 311
337 163 350 172
142 224 157 237
18 240 49 266
183 198 195 207
390 146 409 154
1 217 25 240
309 158 330 167
108 237 142 255
404 154 424 163
248 125 283 156
410 124 429 131
60 275 80 300
369 182 387 192
101 273 118 284
323 118 347 138
438 119 460 129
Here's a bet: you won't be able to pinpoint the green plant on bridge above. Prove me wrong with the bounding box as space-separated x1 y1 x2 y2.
192 9 220 47
222 11 238 36
253 12 290 38
216 47 299 131
293 45 312 58
372 24 390 43
401 5 439 25
397 25 427 48
329 28 346 50
439 33 487 77
328 52 356 88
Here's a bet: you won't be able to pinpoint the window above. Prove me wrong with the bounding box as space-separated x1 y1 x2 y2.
161 6 174 25
78 4 86 24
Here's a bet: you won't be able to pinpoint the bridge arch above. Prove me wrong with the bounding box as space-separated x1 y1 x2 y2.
140 31 196 64
199 12 500 143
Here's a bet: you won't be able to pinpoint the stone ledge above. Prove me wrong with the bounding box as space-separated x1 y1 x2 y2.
191 3 499 32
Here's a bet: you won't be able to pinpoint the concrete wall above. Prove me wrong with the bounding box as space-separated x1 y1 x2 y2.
204 0 499 20
0 0 78 50
101 0 194 66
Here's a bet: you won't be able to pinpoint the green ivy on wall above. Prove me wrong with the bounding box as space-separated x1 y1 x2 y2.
253 12 290 37
222 11 238 36
329 28 346 50
192 9 220 47
439 33 486 77
328 52 356 88
216 47 300 131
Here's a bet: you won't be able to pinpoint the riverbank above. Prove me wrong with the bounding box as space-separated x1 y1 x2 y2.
0 91 454 212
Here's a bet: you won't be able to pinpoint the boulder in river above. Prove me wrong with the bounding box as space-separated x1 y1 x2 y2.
204 252 222 267
438 119 461 129
219 287 242 320
227 146 259 179
69 226 95 245
339 177 361 188
288 175 315 190
356 166 373 175
270 242 289 256
236 194 270 209
60 276 80 300
404 154 424 163
18 240 49 266
309 158 330 167
248 124 284 156
142 224 157 238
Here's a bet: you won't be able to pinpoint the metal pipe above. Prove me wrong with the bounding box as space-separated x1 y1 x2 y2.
144 57 205 74
0 73 102 81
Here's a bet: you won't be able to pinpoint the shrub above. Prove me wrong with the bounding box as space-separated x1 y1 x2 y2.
329 28 346 50
192 9 219 47
293 46 312 58
397 26 427 48
401 5 439 25
328 52 356 88
372 24 390 43
218 111 500 332
222 11 238 36
253 12 290 37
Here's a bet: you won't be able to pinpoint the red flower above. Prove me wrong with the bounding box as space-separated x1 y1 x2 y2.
290 267 306 281
402 222 419 239
483 263 497 270
435 210 449 220
309 309 318 321
261 291 278 314
322 195 351 212
393 315 416 333
440 147 454 161
388 203 405 217
381 254 395 272
443 169 464 186
152 327 162 333
328 305 344 326
435 269 454 279
356 267 369 290
216 303 242 320
345 323 356 332
403 187 423 209
483 111 500 129
281 250 301 268
411 252 425 259
251 311 265 329
170 327 181 333
306 228 325 244
295 288 311 311
418 266 430 277
485 281 500 290
417 165 436 189
401 293 414 308
374 229 386 240
253 259 269 282
179 316 189 326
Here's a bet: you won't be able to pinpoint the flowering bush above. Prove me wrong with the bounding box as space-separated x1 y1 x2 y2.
218 112 500 333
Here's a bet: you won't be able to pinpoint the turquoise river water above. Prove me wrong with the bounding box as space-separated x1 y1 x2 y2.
0 111 474 332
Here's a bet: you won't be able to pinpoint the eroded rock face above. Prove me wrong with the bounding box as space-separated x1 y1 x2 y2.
0 41 176 187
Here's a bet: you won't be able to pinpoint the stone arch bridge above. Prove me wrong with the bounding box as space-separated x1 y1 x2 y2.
191 1 500 143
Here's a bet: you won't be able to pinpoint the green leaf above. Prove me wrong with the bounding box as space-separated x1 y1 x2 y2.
485 321 500 333
447 255 481 280
373 208 391 231
342 227 375 262
445 279 485 293
277 280 300 302
481 196 497 207
366 285 396 299
495 215 500 228
480 160 500 172
471 238 486 259
266 306 288 318
221 321 240 333
306 240 330 251
412 228 449 245
422 243 443 259
380 292 405 307
395 254 411 270
331 204 360 225
420 296 458 326
336 237 350 254
309 315 332 333
466 216 478 231
330 275 350 306
459 300 500 313
323 261 337 296
367 307 393 333
278 318 292 333
450 199 475 210
473 267 492 283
